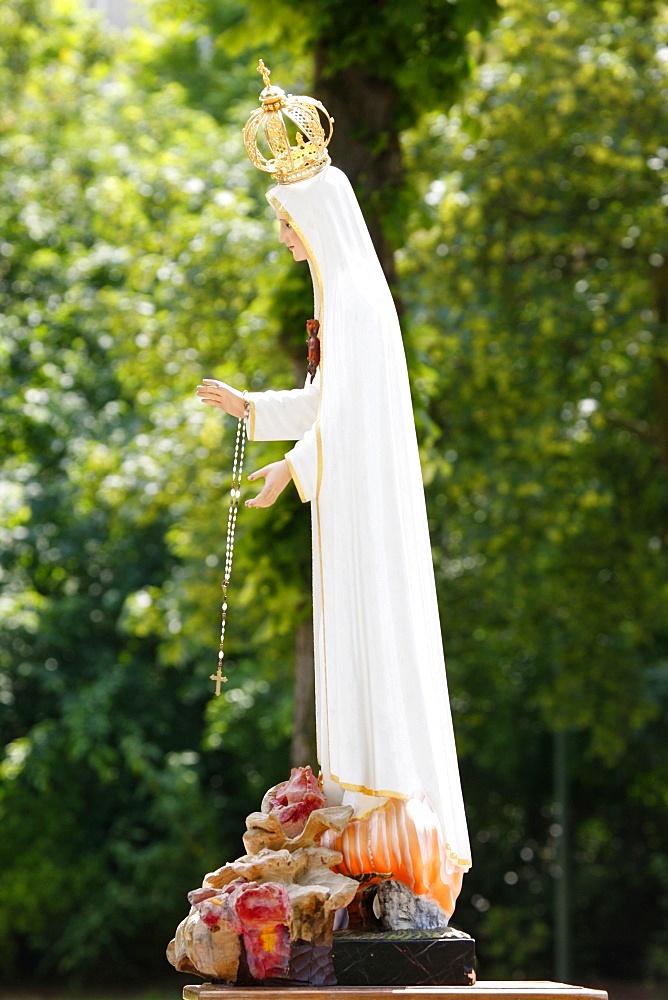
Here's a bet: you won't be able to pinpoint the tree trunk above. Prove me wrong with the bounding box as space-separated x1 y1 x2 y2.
291 617 317 768
653 259 668 480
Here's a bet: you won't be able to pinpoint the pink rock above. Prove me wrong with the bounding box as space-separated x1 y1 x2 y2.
234 883 292 980
234 881 291 927
243 923 292 979
265 766 326 838
190 880 247 933
188 887 223 907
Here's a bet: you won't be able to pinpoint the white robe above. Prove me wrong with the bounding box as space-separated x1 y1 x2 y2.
246 166 471 877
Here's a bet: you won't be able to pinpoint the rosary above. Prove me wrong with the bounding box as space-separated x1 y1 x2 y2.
210 407 246 696
209 319 319 695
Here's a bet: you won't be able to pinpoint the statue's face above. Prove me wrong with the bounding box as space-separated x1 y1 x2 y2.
276 214 308 262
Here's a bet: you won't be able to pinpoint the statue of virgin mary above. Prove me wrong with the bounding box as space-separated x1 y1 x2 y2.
196 63 471 920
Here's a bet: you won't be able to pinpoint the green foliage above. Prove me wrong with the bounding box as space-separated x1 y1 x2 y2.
132 0 263 127
401 0 668 980
0 0 298 978
141 0 499 129
236 0 500 126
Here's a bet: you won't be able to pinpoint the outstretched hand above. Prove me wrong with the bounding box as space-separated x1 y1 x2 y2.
196 378 245 419
246 460 292 509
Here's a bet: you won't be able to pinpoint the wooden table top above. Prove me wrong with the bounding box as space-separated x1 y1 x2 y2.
183 981 608 1000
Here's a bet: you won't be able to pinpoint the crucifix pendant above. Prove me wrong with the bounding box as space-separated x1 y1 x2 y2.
210 663 228 696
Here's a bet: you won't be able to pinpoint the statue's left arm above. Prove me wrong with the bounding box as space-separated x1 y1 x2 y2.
196 376 319 443
246 376 319 442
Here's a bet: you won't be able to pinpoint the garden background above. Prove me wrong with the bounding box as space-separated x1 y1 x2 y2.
1 0 667 996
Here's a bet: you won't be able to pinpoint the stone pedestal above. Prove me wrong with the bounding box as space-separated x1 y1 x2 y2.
183 982 608 999
332 928 475 986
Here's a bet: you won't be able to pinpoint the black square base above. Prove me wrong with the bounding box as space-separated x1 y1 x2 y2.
332 927 476 987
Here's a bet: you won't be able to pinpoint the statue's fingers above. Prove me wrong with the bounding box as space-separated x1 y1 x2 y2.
247 467 268 482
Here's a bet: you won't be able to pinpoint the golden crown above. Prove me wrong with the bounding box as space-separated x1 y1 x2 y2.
242 60 334 185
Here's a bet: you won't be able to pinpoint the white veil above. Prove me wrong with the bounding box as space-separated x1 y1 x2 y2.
267 166 471 873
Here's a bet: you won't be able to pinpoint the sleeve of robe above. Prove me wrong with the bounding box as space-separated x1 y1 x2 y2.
246 376 319 504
